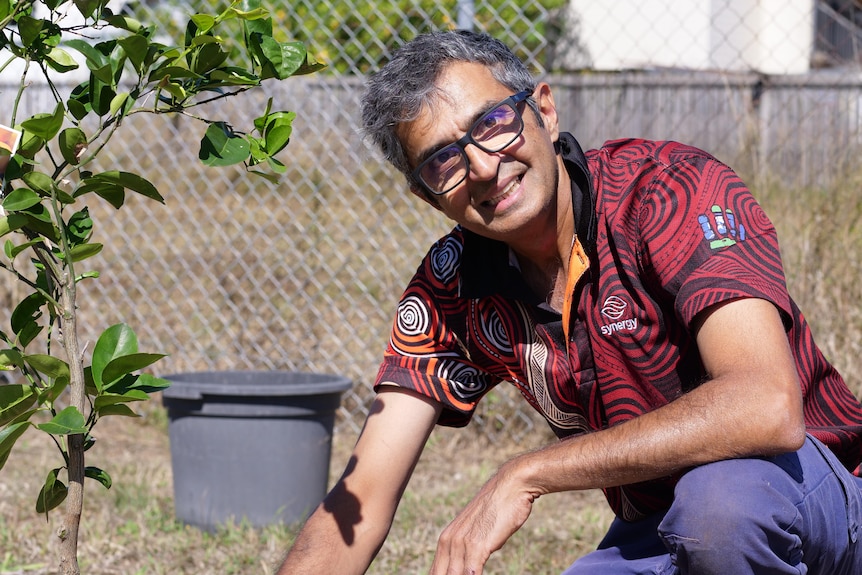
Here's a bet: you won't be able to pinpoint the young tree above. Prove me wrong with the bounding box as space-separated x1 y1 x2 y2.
0 1 323 573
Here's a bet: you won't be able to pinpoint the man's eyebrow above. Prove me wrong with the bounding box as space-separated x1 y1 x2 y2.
414 97 505 165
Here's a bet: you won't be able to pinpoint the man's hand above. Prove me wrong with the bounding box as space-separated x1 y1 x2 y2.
430 461 540 575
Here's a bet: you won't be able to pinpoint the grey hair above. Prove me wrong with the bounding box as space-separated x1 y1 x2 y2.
360 30 538 185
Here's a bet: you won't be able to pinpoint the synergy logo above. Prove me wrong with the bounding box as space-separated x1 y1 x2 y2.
600 295 638 336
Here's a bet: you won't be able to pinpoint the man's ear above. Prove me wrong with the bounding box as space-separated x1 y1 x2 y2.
534 82 560 142
409 184 443 211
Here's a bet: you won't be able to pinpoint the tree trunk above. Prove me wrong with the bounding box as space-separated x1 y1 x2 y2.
57 277 85 575
58 434 83 575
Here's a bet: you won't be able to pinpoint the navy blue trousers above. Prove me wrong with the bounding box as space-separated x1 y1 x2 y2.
563 435 862 574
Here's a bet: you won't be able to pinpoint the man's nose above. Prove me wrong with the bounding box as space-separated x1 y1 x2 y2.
464 144 501 181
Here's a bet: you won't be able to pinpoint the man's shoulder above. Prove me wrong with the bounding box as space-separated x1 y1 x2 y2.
417 225 468 278
589 138 717 168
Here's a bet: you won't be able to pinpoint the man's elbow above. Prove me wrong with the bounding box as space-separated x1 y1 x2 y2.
765 384 806 454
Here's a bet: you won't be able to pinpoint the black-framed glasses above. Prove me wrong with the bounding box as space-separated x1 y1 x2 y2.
412 90 531 196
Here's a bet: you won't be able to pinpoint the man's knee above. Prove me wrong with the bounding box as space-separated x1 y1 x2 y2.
658 456 805 573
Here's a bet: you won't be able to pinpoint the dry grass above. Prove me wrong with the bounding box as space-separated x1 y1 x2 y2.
755 170 862 399
1 171 860 574
0 403 612 574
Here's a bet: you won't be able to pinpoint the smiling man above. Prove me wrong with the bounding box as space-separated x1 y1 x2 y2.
278 30 862 574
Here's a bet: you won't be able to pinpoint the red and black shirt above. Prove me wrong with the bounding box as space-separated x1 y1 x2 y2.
375 133 862 521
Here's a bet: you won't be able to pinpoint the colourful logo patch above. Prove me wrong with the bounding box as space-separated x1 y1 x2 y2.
698 205 746 249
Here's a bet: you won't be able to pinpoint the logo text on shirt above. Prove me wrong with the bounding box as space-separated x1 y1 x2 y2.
599 296 639 336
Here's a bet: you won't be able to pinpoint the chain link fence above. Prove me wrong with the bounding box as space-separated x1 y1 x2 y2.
2 0 862 438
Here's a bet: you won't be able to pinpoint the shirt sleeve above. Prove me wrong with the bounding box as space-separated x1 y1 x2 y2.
373 231 501 427
637 148 793 329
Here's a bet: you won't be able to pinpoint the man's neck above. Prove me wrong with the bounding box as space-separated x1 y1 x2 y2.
511 157 576 308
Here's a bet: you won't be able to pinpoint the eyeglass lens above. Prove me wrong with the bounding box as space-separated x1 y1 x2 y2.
418 98 524 194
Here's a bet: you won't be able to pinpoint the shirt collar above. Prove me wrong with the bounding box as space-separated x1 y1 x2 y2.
459 132 596 300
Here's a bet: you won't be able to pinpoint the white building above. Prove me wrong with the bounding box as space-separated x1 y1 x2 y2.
563 0 817 74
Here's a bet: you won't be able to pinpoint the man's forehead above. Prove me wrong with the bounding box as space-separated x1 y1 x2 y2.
397 64 512 158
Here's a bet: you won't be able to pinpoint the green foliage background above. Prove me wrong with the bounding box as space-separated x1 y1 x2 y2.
128 0 568 74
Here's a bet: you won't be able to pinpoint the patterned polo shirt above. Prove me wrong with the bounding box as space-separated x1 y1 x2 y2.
374 133 862 521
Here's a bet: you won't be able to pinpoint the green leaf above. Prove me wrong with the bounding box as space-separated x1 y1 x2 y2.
94 390 148 411
192 42 229 75
21 171 54 195
208 67 260 87
89 61 115 86
20 102 65 141
67 83 91 121
105 15 143 33
69 243 102 262
262 111 295 156
21 202 52 224
0 214 29 238
36 468 67 515
20 209 60 243
109 92 129 117
96 403 139 418
227 5 269 21
101 353 166 388
266 156 286 174
7 238 42 259
126 372 171 394
16 324 43 351
24 354 70 379
250 168 280 183
147 65 202 83
0 385 36 427
91 171 163 203
73 178 125 208
46 47 79 73
258 38 306 80
67 208 92 244
65 39 106 68
90 76 116 117
0 421 30 471
241 0 272 38
190 14 215 33
190 35 219 48
73 0 101 19
85 466 112 489
59 127 87 165
294 54 327 76
117 35 148 72
160 81 187 102
199 123 250 167
247 136 266 162
11 293 45 348
16 16 44 49
92 324 138 392
0 0 10 21
2 189 41 212
15 130 46 160
37 375 69 405
0 348 23 369
37 406 87 435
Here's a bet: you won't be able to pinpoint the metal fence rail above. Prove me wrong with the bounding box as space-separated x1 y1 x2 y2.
2 0 862 438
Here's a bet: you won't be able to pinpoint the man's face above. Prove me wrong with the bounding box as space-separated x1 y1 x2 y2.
396 62 563 246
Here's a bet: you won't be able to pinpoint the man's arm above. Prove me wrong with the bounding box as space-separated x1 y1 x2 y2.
430 297 806 574
278 386 442 574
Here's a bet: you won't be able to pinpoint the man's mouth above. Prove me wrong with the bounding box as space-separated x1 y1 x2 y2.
482 176 521 207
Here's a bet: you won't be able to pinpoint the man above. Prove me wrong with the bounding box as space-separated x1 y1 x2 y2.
279 30 862 574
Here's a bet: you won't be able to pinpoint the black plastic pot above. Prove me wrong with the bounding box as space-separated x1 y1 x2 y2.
161 370 351 531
